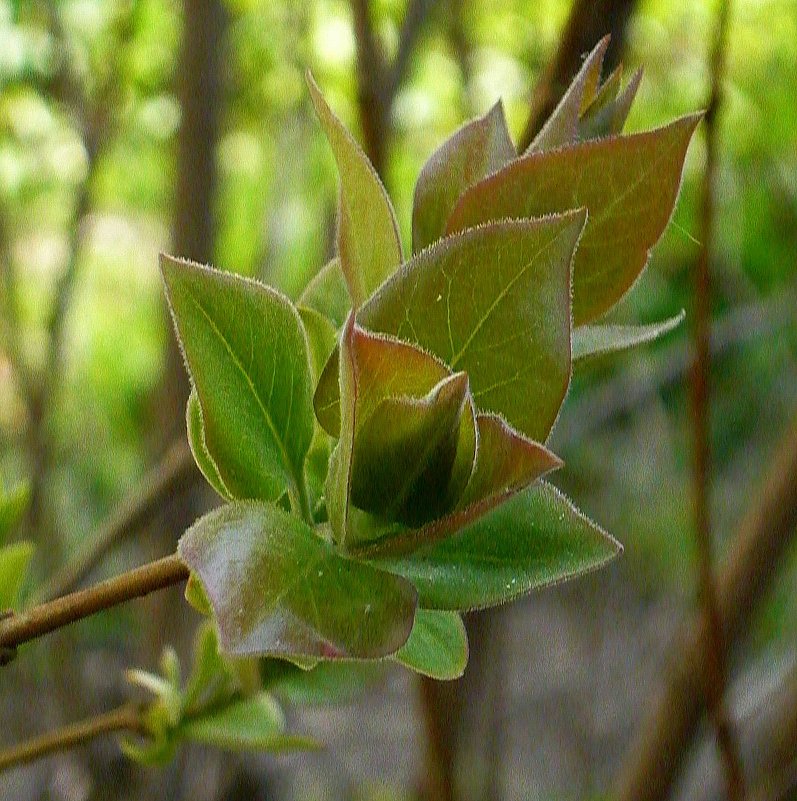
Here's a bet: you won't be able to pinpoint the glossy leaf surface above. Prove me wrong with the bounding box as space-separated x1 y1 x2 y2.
162 256 314 506
307 74 402 306
178 502 418 659
413 102 515 252
359 215 585 441
573 311 685 363
449 115 701 324
394 609 468 680
371 482 620 611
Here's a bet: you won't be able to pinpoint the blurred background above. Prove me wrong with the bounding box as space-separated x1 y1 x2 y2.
0 0 796 799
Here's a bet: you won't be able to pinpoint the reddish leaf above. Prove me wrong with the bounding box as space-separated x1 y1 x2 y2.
448 115 701 324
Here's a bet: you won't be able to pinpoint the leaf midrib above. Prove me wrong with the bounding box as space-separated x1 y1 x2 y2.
187 290 302 499
449 222 573 369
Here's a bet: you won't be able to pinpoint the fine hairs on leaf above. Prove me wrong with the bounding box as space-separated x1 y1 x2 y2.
0 33 699 775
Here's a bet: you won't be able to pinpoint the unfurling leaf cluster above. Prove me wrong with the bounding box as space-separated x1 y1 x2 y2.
162 38 698 682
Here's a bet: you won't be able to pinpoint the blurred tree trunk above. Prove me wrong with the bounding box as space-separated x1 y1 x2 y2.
147 6 227 797
160 1 227 439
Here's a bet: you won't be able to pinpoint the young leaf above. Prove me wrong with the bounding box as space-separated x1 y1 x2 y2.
457 413 562 508
359 214 586 442
350 372 470 526
0 542 34 610
161 256 314 509
261 658 383 706
307 73 402 306
412 101 515 252
573 310 685 363
0 481 30 544
528 35 610 153
298 306 338 382
448 115 702 324
368 482 621 611
186 389 232 500
181 693 316 752
322 319 477 544
178 501 418 660
393 609 468 680
579 66 643 141
298 257 351 329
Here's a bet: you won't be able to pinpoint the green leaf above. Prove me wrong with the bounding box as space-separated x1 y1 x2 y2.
186 389 231 500
0 481 29 545
351 372 470 527
298 257 351 328
178 501 418 660
412 101 515 252
261 658 383 706
448 115 702 325
393 609 468 680
181 693 317 752
369 482 621 611
161 255 314 509
457 414 562 508
579 66 643 141
528 35 610 153
307 73 402 306
0 542 34 609
184 571 214 616
573 311 685 363
298 306 338 382
183 623 234 713
322 319 477 544
359 214 586 442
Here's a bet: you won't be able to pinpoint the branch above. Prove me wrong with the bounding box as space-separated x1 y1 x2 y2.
517 0 639 152
0 555 189 662
0 703 145 774
37 439 197 601
689 0 745 795
350 0 433 177
612 409 797 801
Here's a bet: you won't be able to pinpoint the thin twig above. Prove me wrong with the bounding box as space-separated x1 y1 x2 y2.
612 409 797 801
0 703 146 773
0 555 189 659
38 439 197 602
690 0 746 796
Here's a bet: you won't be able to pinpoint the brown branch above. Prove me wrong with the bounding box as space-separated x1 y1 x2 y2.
0 555 189 661
350 0 433 177
0 703 146 774
612 409 797 801
689 0 745 796
37 439 197 602
517 0 638 152
387 0 435 98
